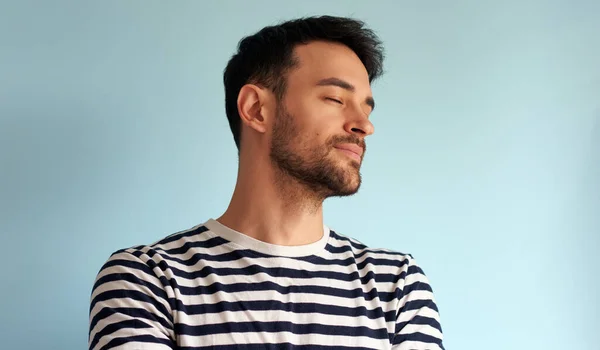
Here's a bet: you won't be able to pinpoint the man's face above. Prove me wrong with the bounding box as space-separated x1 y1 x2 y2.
269 41 375 199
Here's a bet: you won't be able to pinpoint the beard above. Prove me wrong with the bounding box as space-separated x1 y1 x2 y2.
269 103 366 201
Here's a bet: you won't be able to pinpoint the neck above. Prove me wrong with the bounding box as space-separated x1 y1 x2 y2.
217 152 325 247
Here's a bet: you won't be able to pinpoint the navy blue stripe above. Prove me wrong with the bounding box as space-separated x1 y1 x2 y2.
175 299 392 320
356 256 408 270
153 225 209 246
176 280 373 299
404 274 433 291
395 315 442 336
170 277 402 302
90 319 150 349
155 235 230 256
93 271 168 303
329 231 410 257
299 254 409 270
91 289 171 325
97 334 173 350
401 298 440 313
403 280 433 295
99 256 157 283
175 320 390 340
330 231 368 250
377 290 403 303
153 248 269 265
325 242 409 260
89 307 172 336
407 263 425 277
152 246 409 271
324 243 352 255
157 262 405 286
392 331 443 347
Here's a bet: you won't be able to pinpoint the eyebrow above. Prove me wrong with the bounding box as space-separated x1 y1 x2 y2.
316 77 375 111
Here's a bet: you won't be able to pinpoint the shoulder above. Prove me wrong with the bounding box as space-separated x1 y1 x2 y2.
113 222 214 261
96 222 216 283
326 228 434 294
328 228 415 266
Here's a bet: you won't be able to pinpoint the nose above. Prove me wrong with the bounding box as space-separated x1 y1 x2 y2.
344 108 374 137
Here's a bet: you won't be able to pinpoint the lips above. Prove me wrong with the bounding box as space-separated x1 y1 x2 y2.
334 143 364 160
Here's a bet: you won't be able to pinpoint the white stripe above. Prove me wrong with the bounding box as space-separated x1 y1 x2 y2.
392 340 443 350
91 326 171 350
398 290 436 307
177 330 389 348
398 323 443 339
140 251 414 287
176 288 396 312
94 263 164 294
90 282 171 322
89 313 172 347
176 309 388 328
143 240 411 275
111 342 171 350
396 306 441 324
151 263 405 294
148 227 214 251
148 230 411 266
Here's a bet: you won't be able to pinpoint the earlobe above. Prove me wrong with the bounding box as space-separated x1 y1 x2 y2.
237 84 270 134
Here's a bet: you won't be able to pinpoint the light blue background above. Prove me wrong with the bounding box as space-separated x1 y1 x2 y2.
1 1 598 349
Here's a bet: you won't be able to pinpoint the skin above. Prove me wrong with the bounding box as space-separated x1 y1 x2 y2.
217 40 375 247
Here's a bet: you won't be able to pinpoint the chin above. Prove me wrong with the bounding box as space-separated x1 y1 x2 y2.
332 160 362 189
328 173 362 197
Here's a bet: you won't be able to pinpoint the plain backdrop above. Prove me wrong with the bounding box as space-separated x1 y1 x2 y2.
1 1 599 349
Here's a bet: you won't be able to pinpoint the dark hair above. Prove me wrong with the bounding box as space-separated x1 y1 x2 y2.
223 15 385 151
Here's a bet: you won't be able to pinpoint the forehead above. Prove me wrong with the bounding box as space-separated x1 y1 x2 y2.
287 41 371 92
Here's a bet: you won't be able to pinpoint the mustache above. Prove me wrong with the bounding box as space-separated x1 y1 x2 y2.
328 135 366 152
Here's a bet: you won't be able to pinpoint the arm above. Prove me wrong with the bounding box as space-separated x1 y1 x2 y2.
392 256 444 350
89 250 175 350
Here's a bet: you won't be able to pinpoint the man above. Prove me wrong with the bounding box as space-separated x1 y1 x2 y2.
89 15 444 350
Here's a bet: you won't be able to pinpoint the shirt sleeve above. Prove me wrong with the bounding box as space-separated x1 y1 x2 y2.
392 256 444 350
88 249 176 350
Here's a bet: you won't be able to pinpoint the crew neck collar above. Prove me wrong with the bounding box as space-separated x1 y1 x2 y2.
203 218 330 257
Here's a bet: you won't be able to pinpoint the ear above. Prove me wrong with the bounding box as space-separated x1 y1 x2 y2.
237 84 275 134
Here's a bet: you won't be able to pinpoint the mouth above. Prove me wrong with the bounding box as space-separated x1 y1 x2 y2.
334 144 363 162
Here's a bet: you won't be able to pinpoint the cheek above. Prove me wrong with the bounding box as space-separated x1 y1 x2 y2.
286 99 337 146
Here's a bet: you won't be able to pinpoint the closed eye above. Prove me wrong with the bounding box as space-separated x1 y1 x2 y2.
326 97 343 104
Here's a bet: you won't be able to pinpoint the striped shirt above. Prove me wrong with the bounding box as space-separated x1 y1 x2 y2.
89 219 444 349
